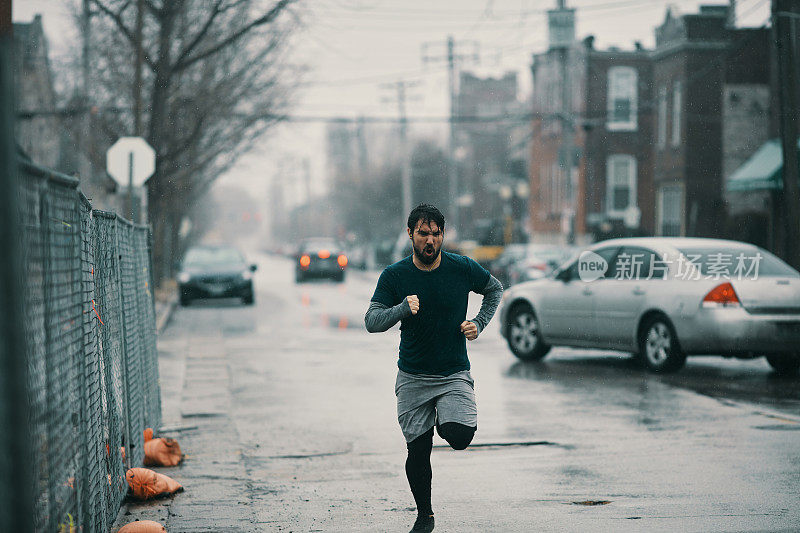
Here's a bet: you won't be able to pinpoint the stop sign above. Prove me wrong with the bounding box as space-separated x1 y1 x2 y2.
106 137 156 187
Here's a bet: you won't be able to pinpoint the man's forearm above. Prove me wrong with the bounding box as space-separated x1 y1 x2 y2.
365 300 411 333
470 275 503 334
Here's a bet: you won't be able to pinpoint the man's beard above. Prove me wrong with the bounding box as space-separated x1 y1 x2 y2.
413 242 440 265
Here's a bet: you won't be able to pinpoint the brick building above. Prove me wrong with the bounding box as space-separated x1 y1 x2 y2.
652 5 770 239
528 1 771 245
14 15 118 211
13 15 60 169
724 1 800 254
529 3 654 244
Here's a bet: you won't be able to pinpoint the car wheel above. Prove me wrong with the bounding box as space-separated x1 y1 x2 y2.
638 316 686 373
295 271 305 283
179 294 191 307
507 305 551 361
243 291 254 305
336 271 345 283
765 354 800 375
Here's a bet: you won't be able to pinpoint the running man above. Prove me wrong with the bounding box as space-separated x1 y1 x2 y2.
365 204 503 532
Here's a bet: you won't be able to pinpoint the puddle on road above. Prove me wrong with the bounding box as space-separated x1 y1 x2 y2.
432 440 561 450
324 315 364 330
572 500 612 506
181 412 225 419
268 450 352 459
754 424 800 431
299 313 365 330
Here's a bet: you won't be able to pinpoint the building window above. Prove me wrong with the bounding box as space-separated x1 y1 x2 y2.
657 86 667 149
657 184 683 236
606 155 637 217
606 67 638 131
671 81 682 147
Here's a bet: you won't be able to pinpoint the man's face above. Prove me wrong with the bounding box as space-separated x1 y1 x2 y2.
408 219 444 265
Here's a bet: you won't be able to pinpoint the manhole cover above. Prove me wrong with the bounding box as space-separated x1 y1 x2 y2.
573 500 611 506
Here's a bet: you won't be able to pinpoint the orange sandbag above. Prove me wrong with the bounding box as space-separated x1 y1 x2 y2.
126 468 182 500
142 428 183 466
144 437 183 466
118 520 167 533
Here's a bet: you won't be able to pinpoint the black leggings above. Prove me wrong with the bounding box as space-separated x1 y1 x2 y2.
405 423 476 515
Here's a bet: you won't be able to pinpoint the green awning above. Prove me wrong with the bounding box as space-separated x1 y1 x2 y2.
726 138 800 193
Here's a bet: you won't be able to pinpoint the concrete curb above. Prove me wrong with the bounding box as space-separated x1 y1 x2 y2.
156 295 177 334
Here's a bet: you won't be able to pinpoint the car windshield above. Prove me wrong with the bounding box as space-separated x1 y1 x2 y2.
184 247 244 267
677 247 800 278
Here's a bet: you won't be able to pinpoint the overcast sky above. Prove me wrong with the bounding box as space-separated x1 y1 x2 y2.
13 0 771 203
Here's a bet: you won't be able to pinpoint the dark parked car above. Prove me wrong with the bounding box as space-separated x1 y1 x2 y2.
296 238 348 282
506 244 578 286
177 245 256 306
490 244 527 289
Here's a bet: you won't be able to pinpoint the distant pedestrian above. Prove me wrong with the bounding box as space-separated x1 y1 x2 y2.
365 204 503 532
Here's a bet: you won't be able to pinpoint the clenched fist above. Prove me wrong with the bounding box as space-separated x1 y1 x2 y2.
406 294 420 315
460 320 478 341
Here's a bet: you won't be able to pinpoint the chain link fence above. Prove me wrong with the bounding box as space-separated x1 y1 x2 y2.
15 158 161 532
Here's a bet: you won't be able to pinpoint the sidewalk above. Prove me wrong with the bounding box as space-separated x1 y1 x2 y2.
111 273 391 532
112 294 259 531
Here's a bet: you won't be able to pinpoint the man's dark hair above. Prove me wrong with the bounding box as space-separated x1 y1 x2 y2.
407 204 445 232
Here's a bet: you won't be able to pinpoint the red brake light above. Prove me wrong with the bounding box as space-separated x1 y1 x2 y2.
318 249 331 259
702 282 740 308
337 254 348 268
300 255 311 268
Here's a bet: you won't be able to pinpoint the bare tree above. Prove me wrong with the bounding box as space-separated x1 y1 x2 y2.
84 0 300 283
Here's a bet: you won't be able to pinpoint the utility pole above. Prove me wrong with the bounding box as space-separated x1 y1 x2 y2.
355 116 368 184
133 0 144 137
422 36 479 238
772 0 800 268
559 44 576 244
131 0 145 223
548 0 577 244
80 0 92 190
381 79 421 223
303 157 312 204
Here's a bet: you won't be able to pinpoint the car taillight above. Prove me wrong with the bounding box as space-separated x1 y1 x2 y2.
318 249 331 259
300 255 311 268
337 254 348 268
702 282 740 308
527 262 547 271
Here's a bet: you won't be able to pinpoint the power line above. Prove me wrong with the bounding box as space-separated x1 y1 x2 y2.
310 0 702 19
16 106 542 123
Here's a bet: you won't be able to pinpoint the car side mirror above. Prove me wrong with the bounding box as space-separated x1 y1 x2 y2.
250 264 257 272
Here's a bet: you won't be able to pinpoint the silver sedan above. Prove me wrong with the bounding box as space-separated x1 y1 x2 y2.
499 237 800 374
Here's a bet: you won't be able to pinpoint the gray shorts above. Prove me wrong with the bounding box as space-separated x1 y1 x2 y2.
395 369 477 442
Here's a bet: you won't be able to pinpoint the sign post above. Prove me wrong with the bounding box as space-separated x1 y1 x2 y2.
106 136 155 222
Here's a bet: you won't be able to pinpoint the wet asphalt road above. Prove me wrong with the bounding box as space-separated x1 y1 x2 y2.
134 252 800 532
